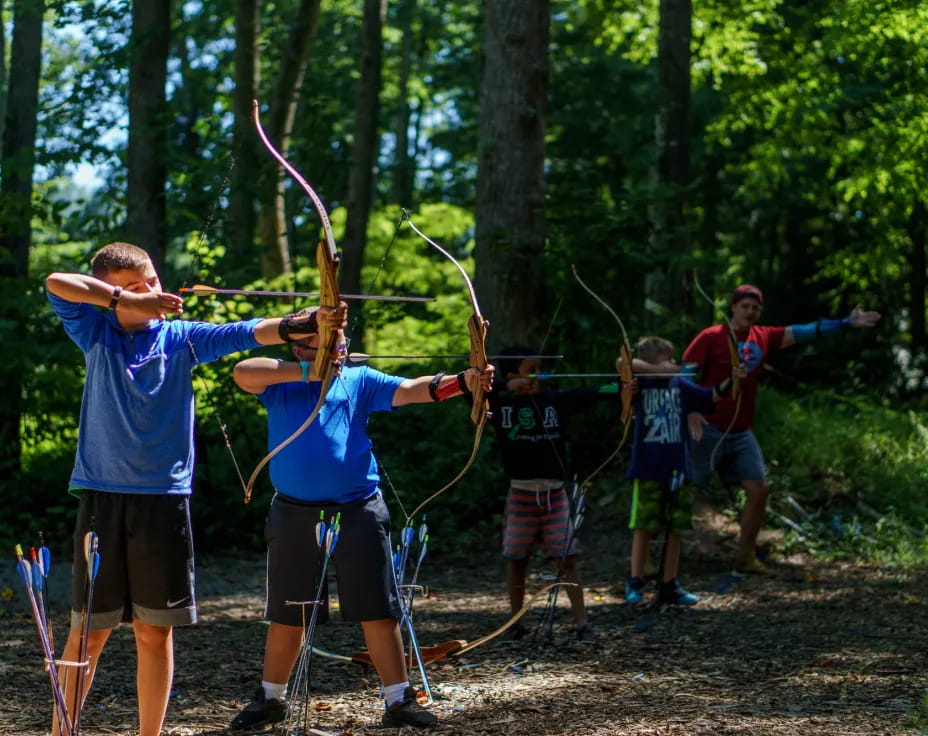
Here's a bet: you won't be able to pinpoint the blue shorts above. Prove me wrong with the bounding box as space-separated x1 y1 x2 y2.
690 427 766 488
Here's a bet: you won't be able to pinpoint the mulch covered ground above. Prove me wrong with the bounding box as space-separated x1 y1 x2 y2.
2 507 925 736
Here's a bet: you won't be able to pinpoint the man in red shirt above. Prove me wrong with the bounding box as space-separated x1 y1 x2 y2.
682 284 880 575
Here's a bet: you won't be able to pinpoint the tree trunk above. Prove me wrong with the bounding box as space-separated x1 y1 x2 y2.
127 0 170 273
391 0 415 207
256 0 322 278
0 0 45 478
229 0 261 269
907 200 927 353
0 1 7 147
648 0 692 322
341 0 384 350
474 0 549 351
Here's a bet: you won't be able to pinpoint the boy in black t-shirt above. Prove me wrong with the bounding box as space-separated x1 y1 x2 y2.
486 348 620 643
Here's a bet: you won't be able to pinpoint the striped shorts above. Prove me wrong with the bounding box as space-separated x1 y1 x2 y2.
502 484 577 560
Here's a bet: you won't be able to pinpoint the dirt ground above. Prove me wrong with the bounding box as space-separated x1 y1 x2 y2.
1 505 925 736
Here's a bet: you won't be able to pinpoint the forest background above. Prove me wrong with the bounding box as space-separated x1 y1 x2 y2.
0 0 927 569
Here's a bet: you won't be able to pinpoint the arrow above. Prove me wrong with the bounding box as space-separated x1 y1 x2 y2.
15 544 73 736
527 372 685 379
348 353 563 362
179 284 433 303
73 531 100 736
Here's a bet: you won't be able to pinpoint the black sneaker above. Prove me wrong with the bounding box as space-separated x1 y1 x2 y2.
506 622 529 641
381 687 438 728
229 687 287 730
575 623 594 644
657 578 699 606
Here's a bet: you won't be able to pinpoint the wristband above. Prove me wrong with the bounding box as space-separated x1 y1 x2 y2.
456 371 470 395
299 360 310 383
108 286 123 311
428 371 447 401
435 375 463 401
279 310 319 342
791 317 852 344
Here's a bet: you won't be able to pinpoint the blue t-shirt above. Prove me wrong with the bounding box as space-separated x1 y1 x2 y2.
49 291 262 495
626 376 714 484
258 365 404 503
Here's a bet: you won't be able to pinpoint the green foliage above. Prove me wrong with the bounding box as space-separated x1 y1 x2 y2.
11 0 928 570
756 385 928 565
908 689 928 735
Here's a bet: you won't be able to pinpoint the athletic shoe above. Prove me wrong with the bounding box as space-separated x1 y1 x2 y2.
657 578 699 606
734 553 777 577
381 687 438 728
229 687 287 730
506 622 529 641
625 577 645 604
575 623 594 643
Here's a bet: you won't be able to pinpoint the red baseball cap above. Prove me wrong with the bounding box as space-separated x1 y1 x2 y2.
731 284 763 305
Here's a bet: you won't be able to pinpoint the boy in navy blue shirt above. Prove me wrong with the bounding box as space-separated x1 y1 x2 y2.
624 337 741 605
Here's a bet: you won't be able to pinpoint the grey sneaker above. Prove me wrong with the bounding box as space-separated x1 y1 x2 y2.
381 687 438 728
575 623 594 644
229 687 287 730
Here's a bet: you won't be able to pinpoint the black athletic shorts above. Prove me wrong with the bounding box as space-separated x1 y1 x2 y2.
264 491 401 626
71 490 197 629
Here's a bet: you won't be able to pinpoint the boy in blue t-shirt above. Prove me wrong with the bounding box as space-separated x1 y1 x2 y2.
624 337 740 605
45 241 336 736
229 319 494 730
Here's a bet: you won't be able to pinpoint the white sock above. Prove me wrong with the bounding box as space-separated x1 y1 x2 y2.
383 681 410 706
262 681 287 701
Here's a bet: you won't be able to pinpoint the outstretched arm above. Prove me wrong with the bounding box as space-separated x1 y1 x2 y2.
392 365 495 407
781 306 881 349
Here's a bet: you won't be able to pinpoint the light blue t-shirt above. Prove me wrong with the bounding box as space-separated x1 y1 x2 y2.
258 365 404 503
48 291 262 495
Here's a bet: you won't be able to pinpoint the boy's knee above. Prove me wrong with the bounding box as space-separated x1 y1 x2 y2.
133 621 172 648
743 480 769 500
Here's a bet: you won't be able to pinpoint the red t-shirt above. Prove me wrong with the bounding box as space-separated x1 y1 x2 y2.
682 324 786 431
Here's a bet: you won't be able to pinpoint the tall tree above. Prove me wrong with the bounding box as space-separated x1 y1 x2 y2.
229 0 261 266
340 0 384 342
127 0 170 270
255 0 322 278
0 0 45 476
0 0 7 147
648 0 692 320
474 0 549 350
390 0 416 207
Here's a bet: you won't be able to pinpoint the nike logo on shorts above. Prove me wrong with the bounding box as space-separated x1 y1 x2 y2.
166 597 190 608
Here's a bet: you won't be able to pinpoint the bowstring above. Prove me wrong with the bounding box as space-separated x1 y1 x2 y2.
342 210 416 518
181 154 251 497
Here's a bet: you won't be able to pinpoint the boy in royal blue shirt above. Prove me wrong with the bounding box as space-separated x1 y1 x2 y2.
229 318 494 730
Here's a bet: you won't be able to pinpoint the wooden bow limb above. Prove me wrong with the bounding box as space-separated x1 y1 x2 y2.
401 212 491 524
320 583 570 668
570 265 635 490
692 271 745 470
244 101 344 503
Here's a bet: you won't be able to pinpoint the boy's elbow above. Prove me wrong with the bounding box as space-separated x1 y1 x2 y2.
232 362 257 392
45 273 65 295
